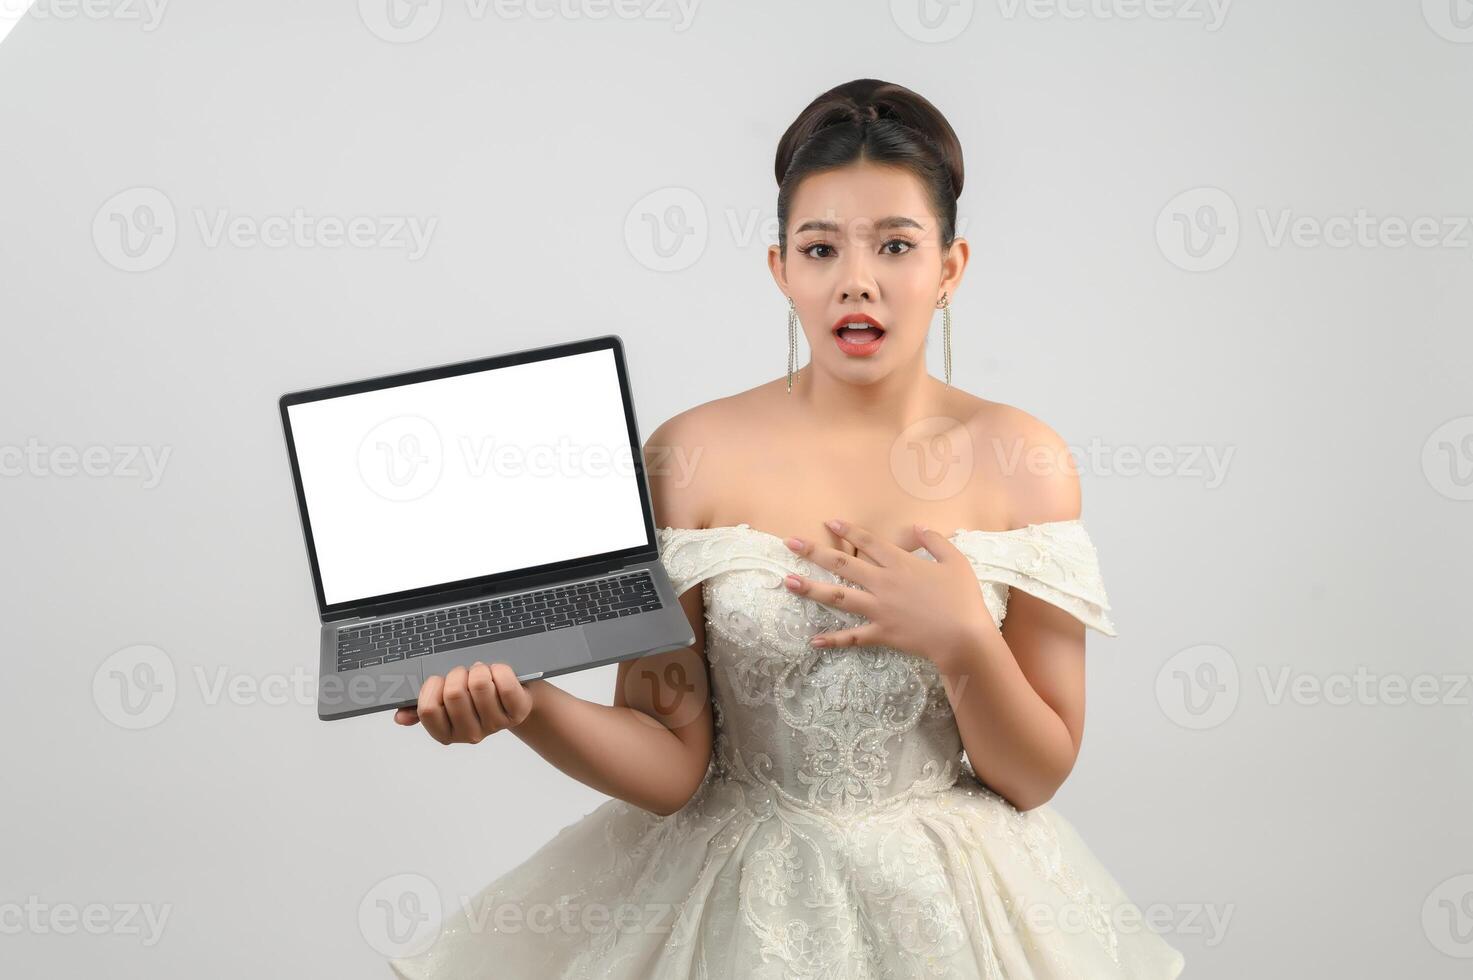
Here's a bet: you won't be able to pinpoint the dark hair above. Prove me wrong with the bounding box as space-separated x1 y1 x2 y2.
773 78 964 256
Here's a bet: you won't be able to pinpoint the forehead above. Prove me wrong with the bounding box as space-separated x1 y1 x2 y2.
788 161 933 236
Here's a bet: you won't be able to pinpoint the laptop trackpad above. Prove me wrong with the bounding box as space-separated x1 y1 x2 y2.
418 628 591 681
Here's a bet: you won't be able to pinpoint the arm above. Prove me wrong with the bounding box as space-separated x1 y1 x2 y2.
402 419 715 817
513 417 715 816
936 425 1087 812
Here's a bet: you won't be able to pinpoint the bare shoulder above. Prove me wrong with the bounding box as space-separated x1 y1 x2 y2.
965 398 1082 528
643 393 758 530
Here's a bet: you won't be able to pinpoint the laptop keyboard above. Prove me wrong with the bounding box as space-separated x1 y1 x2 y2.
335 570 662 673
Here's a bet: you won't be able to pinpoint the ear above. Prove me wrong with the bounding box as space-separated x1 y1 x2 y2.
938 236 969 303
767 242 789 293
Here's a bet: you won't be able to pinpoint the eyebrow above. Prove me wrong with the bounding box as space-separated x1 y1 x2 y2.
792 216 926 235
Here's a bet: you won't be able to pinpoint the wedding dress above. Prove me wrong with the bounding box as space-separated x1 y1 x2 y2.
389 520 1186 978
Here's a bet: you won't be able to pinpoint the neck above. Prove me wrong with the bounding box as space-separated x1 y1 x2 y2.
788 345 947 433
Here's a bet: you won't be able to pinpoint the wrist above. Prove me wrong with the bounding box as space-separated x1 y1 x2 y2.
934 615 997 673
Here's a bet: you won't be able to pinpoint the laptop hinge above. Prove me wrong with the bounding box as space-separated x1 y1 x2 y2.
331 551 657 622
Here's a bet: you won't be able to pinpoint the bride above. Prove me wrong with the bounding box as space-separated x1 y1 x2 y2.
389 77 1186 978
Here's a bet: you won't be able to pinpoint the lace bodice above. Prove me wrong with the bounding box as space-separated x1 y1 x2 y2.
655 521 1117 817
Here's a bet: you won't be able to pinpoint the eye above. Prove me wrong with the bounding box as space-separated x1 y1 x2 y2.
881 238 915 255
797 242 835 259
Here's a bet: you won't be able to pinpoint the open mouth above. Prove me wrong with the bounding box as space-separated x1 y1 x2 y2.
832 316 886 355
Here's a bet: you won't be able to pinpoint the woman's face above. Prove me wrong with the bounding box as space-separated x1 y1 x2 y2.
768 160 967 386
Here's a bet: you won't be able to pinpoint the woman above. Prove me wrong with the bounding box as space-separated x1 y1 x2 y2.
390 78 1186 978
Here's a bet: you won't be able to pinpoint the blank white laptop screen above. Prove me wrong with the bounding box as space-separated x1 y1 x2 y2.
287 348 648 606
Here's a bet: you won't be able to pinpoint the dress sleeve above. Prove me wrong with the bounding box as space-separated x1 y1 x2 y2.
656 526 794 597
955 521 1118 637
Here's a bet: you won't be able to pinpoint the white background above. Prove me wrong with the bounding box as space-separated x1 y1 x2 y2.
1 2 1470 977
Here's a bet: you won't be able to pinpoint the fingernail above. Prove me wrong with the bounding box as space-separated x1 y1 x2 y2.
784 537 803 551
825 519 843 533
784 575 801 589
810 637 825 647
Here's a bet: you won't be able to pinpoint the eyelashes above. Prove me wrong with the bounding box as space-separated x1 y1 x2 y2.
797 239 916 259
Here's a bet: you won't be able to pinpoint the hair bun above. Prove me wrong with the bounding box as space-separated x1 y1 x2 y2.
775 78 964 202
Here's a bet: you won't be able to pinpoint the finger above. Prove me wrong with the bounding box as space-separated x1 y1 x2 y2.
467 662 510 733
394 707 420 726
784 535 880 589
914 523 962 562
783 572 875 616
828 518 902 567
441 665 482 742
490 663 535 727
418 674 452 744
810 623 883 649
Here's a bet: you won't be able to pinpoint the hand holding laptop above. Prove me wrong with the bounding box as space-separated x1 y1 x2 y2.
392 660 536 744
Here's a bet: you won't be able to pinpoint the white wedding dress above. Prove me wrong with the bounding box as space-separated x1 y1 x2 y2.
389 520 1186 979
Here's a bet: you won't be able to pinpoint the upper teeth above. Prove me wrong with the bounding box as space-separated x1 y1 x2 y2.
841 324 877 332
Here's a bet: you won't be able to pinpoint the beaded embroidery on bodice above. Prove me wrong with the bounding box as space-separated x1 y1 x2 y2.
655 521 1118 818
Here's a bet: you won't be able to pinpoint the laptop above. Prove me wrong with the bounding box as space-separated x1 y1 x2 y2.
279 334 696 720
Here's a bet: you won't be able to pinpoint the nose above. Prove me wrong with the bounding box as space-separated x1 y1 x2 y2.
837 253 878 304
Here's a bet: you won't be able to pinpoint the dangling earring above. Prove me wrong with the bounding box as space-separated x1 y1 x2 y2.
786 296 799 393
937 292 953 386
